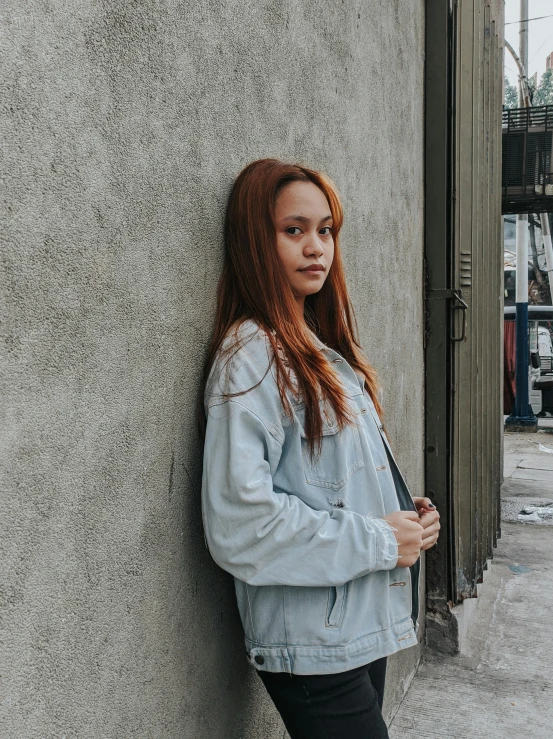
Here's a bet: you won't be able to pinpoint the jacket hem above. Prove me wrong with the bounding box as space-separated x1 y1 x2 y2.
246 619 417 675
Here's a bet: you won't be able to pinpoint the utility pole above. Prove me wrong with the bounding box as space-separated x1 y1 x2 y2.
517 0 528 108
506 0 538 431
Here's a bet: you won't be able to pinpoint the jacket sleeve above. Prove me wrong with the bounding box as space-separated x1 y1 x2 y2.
201 398 399 587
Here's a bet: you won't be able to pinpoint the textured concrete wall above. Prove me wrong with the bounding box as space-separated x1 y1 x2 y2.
1 1 424 736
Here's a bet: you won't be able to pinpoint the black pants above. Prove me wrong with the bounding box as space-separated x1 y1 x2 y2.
258 657 389 739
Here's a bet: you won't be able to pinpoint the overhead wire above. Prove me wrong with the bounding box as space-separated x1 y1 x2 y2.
529 36 551 65
505 14 553 25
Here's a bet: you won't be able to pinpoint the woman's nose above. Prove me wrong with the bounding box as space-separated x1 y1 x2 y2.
304 233 324 257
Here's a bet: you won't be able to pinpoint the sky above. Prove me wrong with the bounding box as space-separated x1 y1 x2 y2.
504 0 553 85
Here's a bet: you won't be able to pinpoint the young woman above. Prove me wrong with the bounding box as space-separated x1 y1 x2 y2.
200 159 440 738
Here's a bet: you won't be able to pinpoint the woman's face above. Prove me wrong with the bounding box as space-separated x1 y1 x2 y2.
274 181 334 307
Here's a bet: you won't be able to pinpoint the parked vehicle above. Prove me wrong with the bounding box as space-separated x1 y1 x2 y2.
504 305 553 416
538 326 553 373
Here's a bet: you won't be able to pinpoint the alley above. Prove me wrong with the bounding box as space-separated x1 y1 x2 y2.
389 430 553 739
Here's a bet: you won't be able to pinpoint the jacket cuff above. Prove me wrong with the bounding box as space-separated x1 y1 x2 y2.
371 518 399 570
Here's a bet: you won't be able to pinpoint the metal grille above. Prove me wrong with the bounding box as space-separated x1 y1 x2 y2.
502 105 553 214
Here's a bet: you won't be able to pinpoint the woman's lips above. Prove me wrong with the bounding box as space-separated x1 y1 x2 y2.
299 265 325 272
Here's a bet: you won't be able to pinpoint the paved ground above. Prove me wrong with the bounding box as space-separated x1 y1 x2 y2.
502 424 553 525
389 429 553 739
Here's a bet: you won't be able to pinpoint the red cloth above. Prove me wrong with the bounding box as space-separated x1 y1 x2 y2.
504 321 516 414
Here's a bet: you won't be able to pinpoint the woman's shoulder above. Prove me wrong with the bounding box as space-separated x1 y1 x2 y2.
219 318 268 354
205 319 278 404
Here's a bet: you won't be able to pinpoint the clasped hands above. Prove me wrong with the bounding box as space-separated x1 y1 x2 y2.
383 497 441 567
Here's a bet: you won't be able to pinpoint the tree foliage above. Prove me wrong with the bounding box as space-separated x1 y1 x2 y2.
503 71 553 109
504 76 518 109
533 69 553 106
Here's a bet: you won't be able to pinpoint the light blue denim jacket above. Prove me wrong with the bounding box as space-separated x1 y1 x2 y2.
202 320 419 675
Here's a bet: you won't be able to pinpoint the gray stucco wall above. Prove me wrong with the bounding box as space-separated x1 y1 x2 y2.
1 1 424 736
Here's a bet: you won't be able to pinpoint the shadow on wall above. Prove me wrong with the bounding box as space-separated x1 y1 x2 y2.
173 410 284 736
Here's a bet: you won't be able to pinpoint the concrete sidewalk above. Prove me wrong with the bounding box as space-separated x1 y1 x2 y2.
389 431 553 739
502 425 553 525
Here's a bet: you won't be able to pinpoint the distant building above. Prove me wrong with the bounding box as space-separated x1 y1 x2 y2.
547 51 553 70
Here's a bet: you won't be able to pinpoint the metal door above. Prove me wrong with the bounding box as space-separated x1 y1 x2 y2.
424 0 503 651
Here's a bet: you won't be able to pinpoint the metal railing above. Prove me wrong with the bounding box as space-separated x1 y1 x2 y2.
502 105 553 214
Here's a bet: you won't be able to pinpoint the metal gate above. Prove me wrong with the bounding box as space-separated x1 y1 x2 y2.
424 0 504 651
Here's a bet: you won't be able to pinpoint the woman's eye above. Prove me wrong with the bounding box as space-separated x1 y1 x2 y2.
286 227 302 235
320 226 332 235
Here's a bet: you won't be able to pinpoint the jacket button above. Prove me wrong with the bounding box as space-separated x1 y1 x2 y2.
254 655 265 665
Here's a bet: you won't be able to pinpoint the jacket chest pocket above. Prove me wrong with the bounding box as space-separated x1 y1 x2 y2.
295 405 364 491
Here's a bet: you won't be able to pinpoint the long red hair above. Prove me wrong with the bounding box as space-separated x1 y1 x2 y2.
200 158 383 453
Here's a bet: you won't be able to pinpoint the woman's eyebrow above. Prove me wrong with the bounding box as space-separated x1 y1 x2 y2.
281 214 333 223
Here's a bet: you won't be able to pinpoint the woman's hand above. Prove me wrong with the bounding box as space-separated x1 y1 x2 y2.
382 511 424 567
413 497 441 551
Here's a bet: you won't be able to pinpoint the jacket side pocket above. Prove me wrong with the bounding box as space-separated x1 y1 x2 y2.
325 584 348 628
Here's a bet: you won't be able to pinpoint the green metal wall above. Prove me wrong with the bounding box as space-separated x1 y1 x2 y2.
424 0 504 651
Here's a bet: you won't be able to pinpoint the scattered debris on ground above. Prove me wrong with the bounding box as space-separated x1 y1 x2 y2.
518 503 553 522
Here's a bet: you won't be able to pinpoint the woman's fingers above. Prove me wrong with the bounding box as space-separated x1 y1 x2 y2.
413 496 434 511
383 509 441 560
418 510 440 529
421 536 439 551
421 526 440 549
422 521 440 539
421 518 441 550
